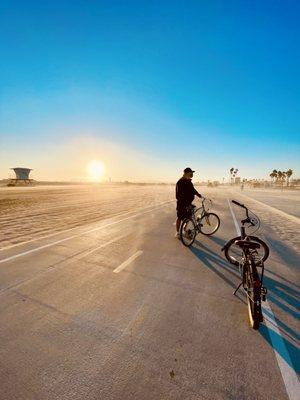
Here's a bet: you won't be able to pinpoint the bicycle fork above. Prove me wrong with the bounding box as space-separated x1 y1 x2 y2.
233 262 268 302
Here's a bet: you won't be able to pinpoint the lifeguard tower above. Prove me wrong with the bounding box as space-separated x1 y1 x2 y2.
8 167 33 186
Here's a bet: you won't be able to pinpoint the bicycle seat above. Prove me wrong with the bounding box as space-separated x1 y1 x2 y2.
234 240 261 250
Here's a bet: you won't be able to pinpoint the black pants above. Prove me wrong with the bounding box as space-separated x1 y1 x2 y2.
176 202 192 220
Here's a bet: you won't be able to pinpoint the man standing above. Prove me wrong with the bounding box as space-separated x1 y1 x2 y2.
175 167 202 238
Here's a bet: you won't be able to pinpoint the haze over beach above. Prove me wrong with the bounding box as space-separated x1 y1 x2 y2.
0 2 299 400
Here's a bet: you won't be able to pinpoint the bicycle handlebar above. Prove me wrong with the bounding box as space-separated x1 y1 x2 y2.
232 200 245 209
231 199 260 228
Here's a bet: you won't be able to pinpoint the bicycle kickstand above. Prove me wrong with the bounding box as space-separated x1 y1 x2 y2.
233 282 243 296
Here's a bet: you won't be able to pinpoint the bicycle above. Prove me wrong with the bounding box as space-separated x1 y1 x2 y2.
222 200 269 267
180 197 220 247
222 200 269 329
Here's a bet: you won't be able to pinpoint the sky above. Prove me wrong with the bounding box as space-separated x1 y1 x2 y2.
0 0 299 182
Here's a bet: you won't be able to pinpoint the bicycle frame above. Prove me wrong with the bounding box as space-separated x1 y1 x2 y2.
232 206 267 300
189 207 202 234
180 198 220 246
233 249 266 312
194 198 210 221
222 200 269 328
189 198 210 230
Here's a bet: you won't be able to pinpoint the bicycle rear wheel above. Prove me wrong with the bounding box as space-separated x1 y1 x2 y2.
180 218 197 247
246 261 262 330
199 212 220 235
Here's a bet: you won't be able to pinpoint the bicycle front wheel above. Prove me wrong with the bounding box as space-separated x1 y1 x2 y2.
224 236 269 266
199 213 220 235
246 261 262 330
180 218 197 247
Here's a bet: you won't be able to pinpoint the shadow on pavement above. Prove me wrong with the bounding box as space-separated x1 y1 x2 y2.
265 236 300 273
191 236 300 374
200 235 300 325
205 235 227 247
263 276 300 321
267 269 300 290
259 324 300 374
192 239 239 283
190 240 243 300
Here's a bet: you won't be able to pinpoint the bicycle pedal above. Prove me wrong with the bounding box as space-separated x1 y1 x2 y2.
261 286 267 295
261 287 267 301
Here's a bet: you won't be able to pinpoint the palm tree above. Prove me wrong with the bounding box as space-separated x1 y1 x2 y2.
229 167 234 184
269 171 275 183
277 171 286 190
269 170 277 185
286 169 293 186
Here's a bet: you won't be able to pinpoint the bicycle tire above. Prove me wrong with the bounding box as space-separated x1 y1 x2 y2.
180 218 197 247
246 260 262 330
199 212 220 236
224 236 269 266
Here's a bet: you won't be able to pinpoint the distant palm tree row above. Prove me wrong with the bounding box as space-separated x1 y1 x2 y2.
269 169 293 186
229 167 238 184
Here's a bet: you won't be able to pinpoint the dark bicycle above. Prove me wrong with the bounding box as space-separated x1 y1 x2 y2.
180 197 220 247
222 200 269 329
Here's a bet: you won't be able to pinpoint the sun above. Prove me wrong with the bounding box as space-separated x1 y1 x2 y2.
87 160 105 182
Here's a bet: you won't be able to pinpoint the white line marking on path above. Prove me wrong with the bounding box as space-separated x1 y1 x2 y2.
77 234 126 260
0 235 127 296
227 198 300 400
113 250 143 273
0 200 174 252
227 199 241 235
263 302 300 400
0 201 172 265
0 226 86 253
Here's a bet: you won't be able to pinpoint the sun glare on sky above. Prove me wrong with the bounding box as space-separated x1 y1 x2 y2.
87 160 105 182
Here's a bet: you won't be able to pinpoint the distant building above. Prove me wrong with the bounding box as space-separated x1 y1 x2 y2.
12 168 32 180
7 167 33 186
235 177 241 185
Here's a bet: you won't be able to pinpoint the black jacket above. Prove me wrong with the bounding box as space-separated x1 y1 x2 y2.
176 178 201 205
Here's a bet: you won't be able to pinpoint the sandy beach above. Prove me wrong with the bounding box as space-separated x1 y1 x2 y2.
1 184 299 252
0 184 174 250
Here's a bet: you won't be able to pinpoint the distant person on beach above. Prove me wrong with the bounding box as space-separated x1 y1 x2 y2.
241 183 244 191
175 167 202 238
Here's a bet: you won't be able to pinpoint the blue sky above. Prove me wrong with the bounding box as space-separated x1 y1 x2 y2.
0 0 299 181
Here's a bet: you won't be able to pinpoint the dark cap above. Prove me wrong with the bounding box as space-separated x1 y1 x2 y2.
184 167 195 173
